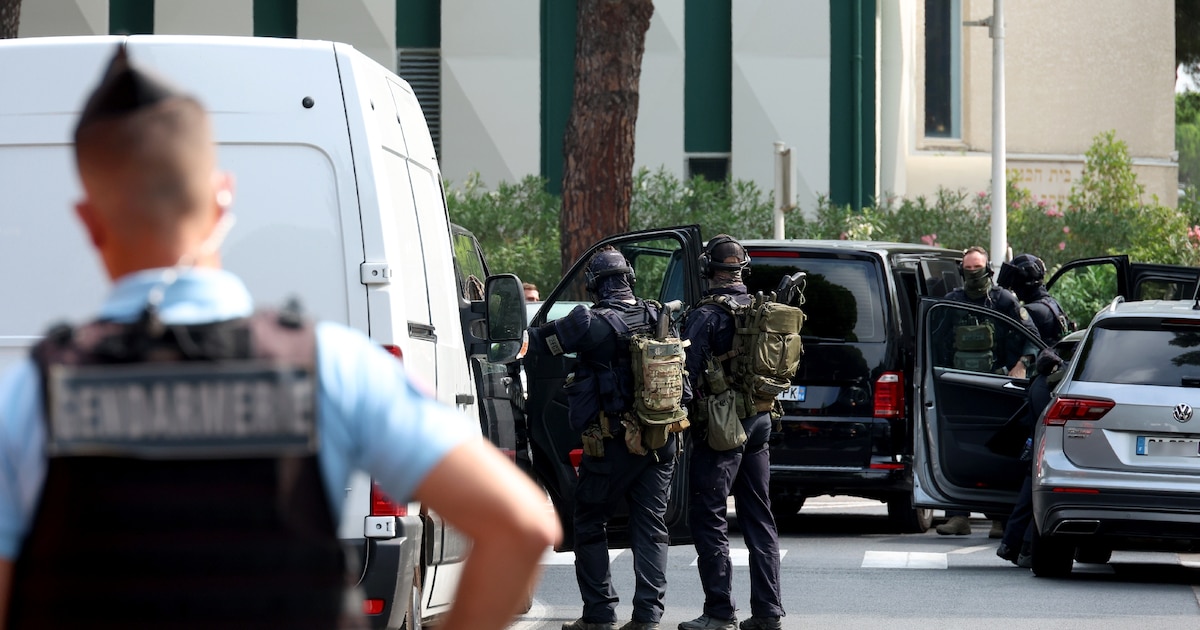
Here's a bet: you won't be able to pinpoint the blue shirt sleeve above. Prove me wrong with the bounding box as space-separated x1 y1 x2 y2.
0 359 46 560
314 322 478 513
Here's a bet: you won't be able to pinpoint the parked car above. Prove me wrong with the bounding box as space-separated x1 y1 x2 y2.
736 240 965 533
913 257 1200 575
1029 298 1200 576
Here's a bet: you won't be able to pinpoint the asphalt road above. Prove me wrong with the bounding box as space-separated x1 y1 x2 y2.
509 496 1200 630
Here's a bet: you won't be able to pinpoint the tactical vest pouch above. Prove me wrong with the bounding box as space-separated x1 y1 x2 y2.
705 388 747 451
955 321 994 352
564 370 600 432
954 350 995 372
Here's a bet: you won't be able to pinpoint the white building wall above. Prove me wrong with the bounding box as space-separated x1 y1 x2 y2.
299 0 396 72
879 0 915 198
155 1 252 36
732 0 830 213
634 0 684 180
439 0 539 187
19 0 107 36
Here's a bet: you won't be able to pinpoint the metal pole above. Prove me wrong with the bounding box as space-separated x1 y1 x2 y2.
990 0 1007 266
774 141 786 239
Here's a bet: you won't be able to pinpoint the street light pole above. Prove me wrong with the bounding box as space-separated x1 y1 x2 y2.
966 0 1007 267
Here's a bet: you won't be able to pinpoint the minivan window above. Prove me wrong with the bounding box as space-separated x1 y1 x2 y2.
747 255 885 342
1075 323 1200 386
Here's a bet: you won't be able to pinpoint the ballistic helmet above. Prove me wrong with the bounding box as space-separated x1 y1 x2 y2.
584 247 635 294
997 253 1046 291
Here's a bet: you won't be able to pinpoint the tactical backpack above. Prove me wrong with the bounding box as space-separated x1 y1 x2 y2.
700 292 806 419
596 300 690 450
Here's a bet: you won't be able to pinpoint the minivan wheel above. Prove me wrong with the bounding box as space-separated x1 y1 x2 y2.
769 497 805 520
1031 536 1075 578
886 494 932 533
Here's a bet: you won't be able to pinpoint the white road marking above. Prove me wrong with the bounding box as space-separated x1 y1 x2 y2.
507 598 550 630
688 548 789 567
949 544 995 555
542 548 624 565
861 550 948 569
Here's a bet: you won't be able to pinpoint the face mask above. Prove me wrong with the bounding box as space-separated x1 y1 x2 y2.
963 267 992 299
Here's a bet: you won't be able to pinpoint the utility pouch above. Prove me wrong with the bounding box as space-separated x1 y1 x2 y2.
704 357 730 395
705 388 747 451
581 423 605 458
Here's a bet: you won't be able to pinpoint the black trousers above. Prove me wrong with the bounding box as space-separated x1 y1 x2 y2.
687 412 784 620
574 431 676 624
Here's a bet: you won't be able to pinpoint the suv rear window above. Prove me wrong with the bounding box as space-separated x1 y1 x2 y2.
1075 319 1200 386
746 254 885 342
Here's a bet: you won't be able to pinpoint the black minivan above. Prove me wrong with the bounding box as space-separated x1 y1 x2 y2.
738 240 964 532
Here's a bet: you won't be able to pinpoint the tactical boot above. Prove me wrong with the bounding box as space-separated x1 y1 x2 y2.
989 519 1006 539
996 543 1019 564
1016 542 1034 568
563 619 617 630
739 616 783 630
935 515 971 535
678 614 737 630
619 621 661 630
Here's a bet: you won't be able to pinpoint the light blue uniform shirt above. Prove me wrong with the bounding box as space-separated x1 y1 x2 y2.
0 268 477 559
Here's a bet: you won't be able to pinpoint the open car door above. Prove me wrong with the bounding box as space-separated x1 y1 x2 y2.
1046 255 1200 330
912 298 1047 515
523 226 703 550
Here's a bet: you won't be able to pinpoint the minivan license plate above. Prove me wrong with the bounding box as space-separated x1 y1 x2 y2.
777 386 805 402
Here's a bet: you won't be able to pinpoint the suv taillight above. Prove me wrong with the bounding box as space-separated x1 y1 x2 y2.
873 372 904 418
1043 397 1115 426
370 480 407 517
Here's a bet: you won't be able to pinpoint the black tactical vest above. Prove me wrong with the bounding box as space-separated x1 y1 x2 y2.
9 309 363 629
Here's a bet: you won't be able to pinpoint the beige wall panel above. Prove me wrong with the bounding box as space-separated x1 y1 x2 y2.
155 0 253 36
733 0 829 211
634 0 684 180
440 0 539 186
19 0 107 36
299 0 395 71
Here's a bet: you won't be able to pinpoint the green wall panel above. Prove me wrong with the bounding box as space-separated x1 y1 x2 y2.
684 0 731 154
541 0 576 195
109 0 154 35
829 0 876 209
254 0 296 38
397 0 440 48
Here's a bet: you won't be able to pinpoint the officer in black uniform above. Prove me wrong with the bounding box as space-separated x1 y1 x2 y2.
938 246 1040 537
997 253 1070 345
679 235 784 630
526 247 681 630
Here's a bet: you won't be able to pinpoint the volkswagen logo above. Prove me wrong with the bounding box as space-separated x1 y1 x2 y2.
1174 404 1194 424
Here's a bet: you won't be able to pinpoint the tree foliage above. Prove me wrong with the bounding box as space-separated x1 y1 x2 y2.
1179 0 1200 78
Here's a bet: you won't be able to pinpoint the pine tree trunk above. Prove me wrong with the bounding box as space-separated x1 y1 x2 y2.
0 0 20 38
559 0 654 274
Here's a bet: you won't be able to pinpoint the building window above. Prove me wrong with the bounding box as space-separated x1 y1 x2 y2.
398 48 442 159
687 155 730 183
924 0 961 139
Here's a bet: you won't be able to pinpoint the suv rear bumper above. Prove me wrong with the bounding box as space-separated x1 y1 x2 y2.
1034 488 1200 548
769 415 910 501
769 464 910 499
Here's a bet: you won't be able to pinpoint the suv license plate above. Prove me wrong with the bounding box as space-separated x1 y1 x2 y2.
777 386 805 402
1135 436 1200 457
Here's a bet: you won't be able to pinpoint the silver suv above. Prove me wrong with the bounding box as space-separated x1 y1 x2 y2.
1031 298 1200 577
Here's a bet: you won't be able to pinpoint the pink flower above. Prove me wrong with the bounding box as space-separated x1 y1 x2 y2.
1037 199 1047 208
1062 226 1070 234
839 232 848 240
1058 242 1066 251
920 233 939 246
978 191 988 199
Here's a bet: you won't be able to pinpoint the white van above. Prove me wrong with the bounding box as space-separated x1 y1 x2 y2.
0 35 526 629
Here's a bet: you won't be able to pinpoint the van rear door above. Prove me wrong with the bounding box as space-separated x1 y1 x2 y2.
524 226 702 549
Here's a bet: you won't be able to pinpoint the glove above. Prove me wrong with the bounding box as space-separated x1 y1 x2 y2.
581 424 605 458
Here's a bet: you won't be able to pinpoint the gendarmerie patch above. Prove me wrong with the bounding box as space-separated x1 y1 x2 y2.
46 361 317 458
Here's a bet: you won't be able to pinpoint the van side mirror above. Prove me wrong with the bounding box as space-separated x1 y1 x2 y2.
484 274 528 364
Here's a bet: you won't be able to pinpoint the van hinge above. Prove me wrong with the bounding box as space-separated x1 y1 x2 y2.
360 262 392 285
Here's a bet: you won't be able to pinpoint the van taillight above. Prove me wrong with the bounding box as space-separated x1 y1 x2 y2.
873 372 904 418
382 345 403 360
370 480 407 517
1044 397 1115 426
